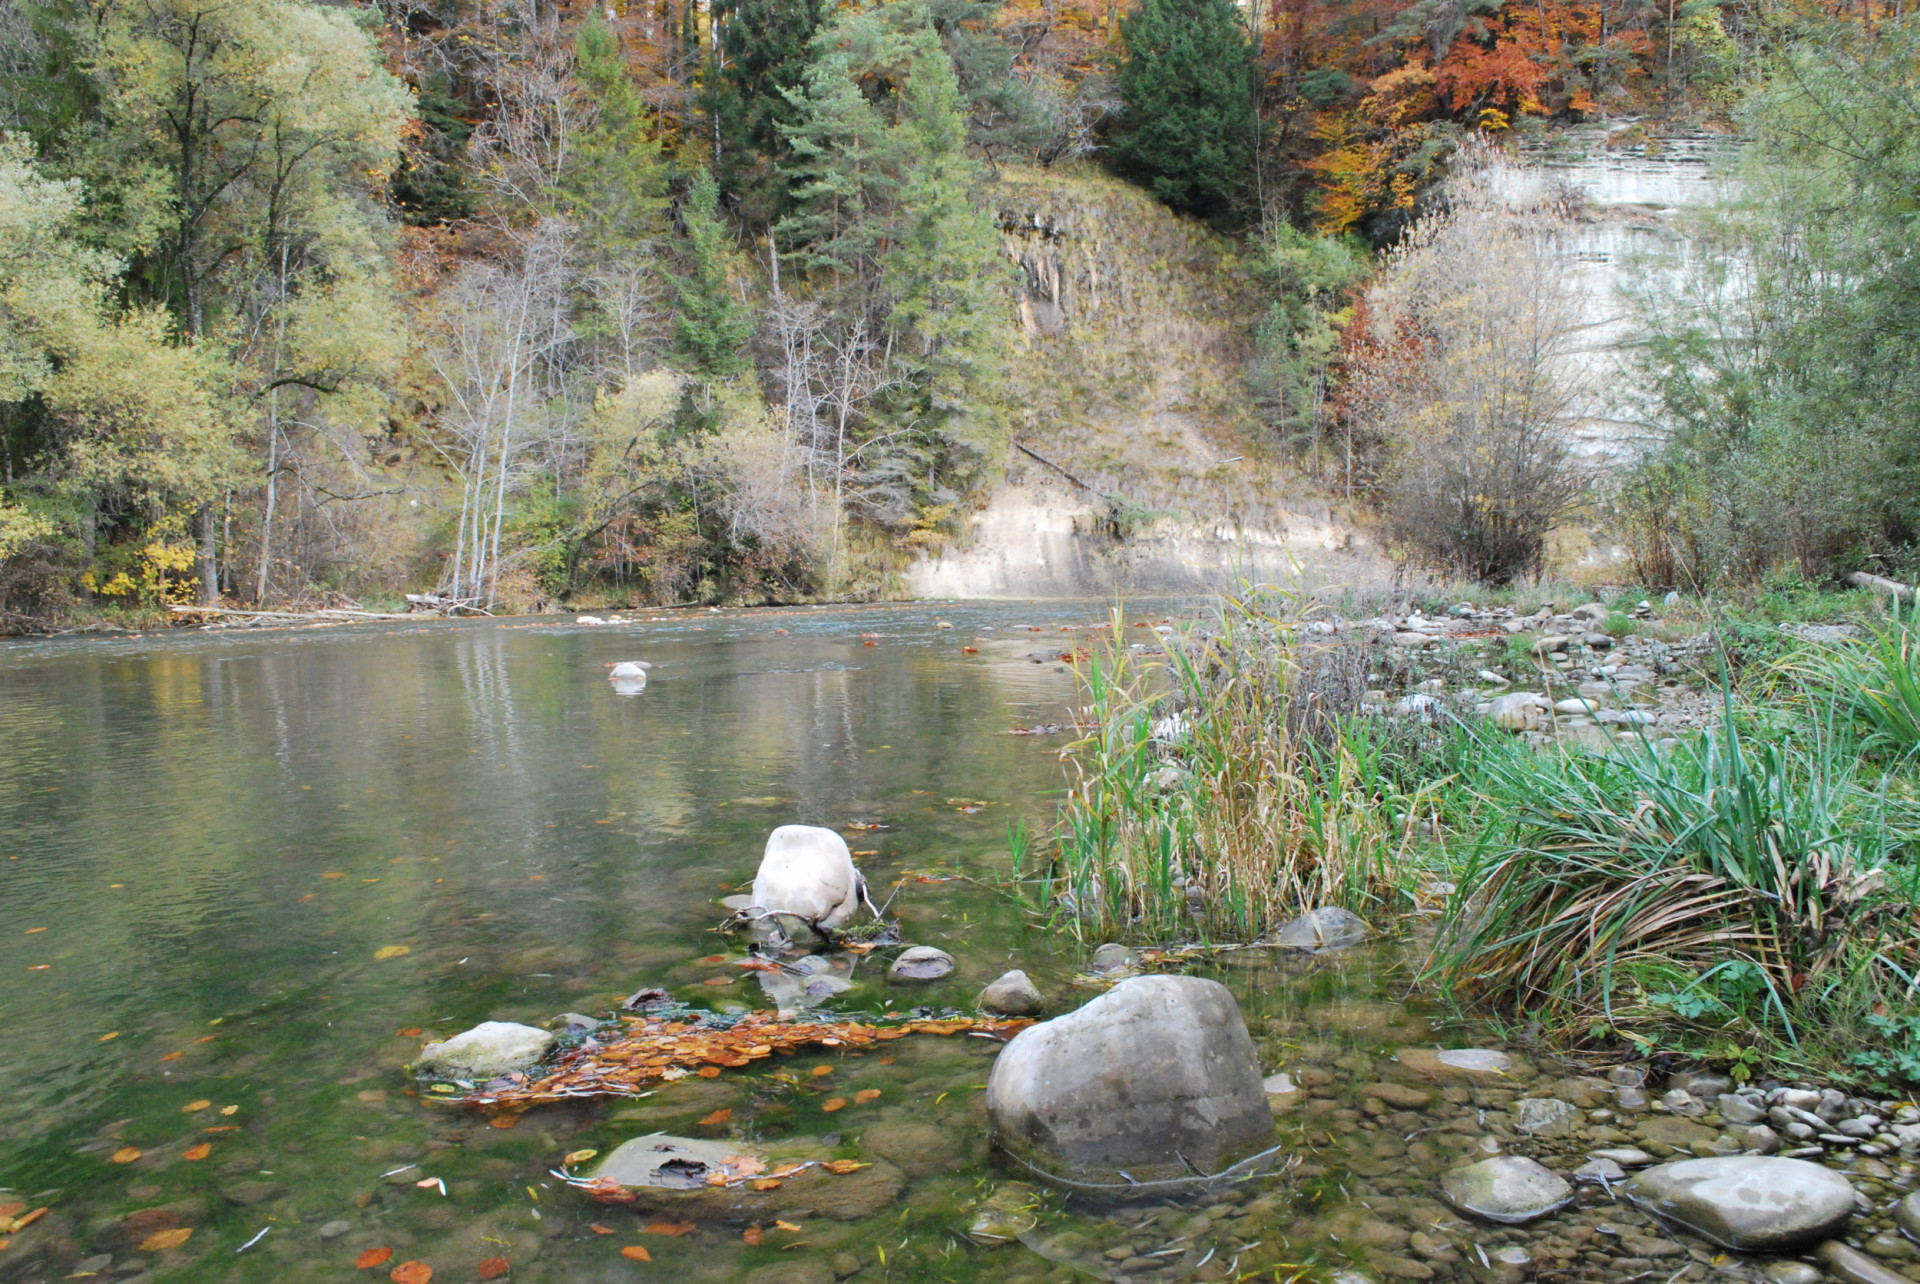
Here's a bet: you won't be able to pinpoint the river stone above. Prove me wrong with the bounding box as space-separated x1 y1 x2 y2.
318 1220 352 1239
1591 1147 1655 1168
1637 1117 1720 1149
1487 693 1547 731
1819 1241 1914 1284
751 825 868 931
888 946 954 981
1270 907 1370 953
1395 1047 1514 1080
1897 1191 1920 1242
1364 1082 1435 1110
1514 1098 1580 1138
978 970 1044 1015
985 975 1273 1179
1764 1264 1824 1284
1573 1157 1628 1184
1626 1157 1857 1251
859 1122 960 1178
594 1136 751 1188
220 1181 288 1207
1440 1156 1574 1224
1719 1095 1768 1125
1264 1072 1299 1100
1090 943 1142 974
416 1021 554 1078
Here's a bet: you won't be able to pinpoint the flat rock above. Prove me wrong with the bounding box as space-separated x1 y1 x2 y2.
1514 1098 1579 1138
594 1136 751 1189
1270 907 1369 953
1590 1147 1655 1168
1626 1157 1857 1251
1396 1047 1514 1080
1264 1072 1299 1099
1636 1116 1720 1149
220 1181 288 1207
1819 1241 1913 1284
1573 1158 1628 1184
1898 1191 1920 1242
1363 1082 1434 1110
888 945 954 981
978 969 1043 1015
1440 1156 1573 1224
416 1021 554 1079
1719 1095 1768 1125
318 1220 352 1239
986 975 1273 1181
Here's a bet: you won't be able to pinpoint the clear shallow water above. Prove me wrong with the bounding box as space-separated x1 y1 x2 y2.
2 604 1909 1284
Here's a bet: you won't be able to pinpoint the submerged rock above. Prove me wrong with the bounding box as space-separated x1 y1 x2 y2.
1441 1156 1573 1224
749 825 869 932
978 969 1044 1015
1625 1156 1856 1251
1089 942 1141 974
1898 1191 1920 1242
985 975 1273 1180
415 1021 554 1078
888 945 954 981
594 1136 750 1188
967 1182 1041 1246
1485 692 1548 731
1819 1241 1913 1284
1270 906 1369 953
1513 1098 1579 1138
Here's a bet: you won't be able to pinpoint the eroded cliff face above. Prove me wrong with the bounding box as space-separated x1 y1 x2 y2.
909 164 1381 599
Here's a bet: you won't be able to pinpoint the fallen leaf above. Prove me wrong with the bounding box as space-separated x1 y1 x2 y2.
563 1149 599 1166
726 1157 766 1176
203 1126 241 1132
373 946 410 961
182 1100 211 1113
590 1224 616 1235
620 1245 652 1261
99 1031 119 1042
10 1208 45 1229
0 1203 22 1219
961 646 978 653
26 965 49 971
110 1147 141 1164
139 1228 193 1251
182 1143 210 1161
488 1114 520 1129
701 955 726 964
219 1105 237 1116
741 1227 763 1246
775 1220 803 1232
322 872 345 879
477 1258 510 1280
823 1160 869 1174
701 977 733 987
809 1066 833 1078
853 1089 881 1104
159 1051 183 1062
356 1247 394 1269
878 1057 896 1066
820 1098 845 1112
644 1221 696 1237
694 1066 721 1079
194 1035 217 1044
695 1109 731 1126
396 1028 422 1037
751 1178 781 1191
389 1261 432 1284
23 927 44 934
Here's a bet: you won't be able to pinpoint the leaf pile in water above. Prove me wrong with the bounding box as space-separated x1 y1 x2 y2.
445 1011 1033 1107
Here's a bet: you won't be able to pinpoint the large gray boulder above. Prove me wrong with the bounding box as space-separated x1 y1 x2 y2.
415 1021 554 1078
985 975 1273 1181
749 825 868 931
1626 1157 1857 1251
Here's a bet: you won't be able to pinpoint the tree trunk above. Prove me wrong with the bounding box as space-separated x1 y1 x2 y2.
196 506 218 605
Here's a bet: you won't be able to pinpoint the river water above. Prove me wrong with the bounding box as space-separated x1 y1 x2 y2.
0 604 1909 1284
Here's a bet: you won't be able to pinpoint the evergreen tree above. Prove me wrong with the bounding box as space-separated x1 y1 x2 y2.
1110 0 1257 219
708 0 828 227
565 11 668 255
670 170 753 378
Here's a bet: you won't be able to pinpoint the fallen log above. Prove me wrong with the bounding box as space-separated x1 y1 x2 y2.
1845 571 1917 604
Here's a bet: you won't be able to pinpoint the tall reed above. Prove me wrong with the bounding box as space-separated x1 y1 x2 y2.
1046 594 1416 941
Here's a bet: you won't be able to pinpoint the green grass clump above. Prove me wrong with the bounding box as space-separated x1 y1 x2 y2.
1785 607 1920 762
1039 594 1429 942
1430 709 1920 1062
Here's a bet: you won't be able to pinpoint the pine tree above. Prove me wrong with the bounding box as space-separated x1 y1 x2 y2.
1110 0 1258 218
670 170 753 377
566 11 668 255
708 0 828 226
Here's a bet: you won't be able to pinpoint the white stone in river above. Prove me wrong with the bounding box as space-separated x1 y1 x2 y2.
978 969 1044 1015
749 824 868 931
1440 1156 1573 1223
1262 1072 1298 1097
1590 1147 1655 1168
1514 1098 1580 1138
1269 906 1369 953
888 945 954 981
1437 1048 1512 1073
593 1136 754 1188
1625 1157 1857 1251
415 1021 554 1078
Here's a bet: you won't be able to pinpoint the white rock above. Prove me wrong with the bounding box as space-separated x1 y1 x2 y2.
979 970 1045 1015
749 824 868 931
1441 1156 1573 1224
593 1136 754 1188
608 661 651 681
416 1021 555 1078
1625 1157 1857 1251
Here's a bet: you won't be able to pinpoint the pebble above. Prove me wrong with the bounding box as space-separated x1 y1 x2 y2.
318 1220 352 1239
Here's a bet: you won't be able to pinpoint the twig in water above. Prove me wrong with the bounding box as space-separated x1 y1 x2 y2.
236 1227 270 1253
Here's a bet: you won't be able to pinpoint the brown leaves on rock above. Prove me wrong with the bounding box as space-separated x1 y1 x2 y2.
449 1013 1032 1108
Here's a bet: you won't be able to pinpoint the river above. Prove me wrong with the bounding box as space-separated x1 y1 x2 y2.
0 604 1895 1284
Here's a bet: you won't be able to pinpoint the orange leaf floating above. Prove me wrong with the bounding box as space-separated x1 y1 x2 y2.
644 1221 696 1237
701 977 733 987
775 1220 803 1232
389 1261 432 1284
701 955 726 964
620 1245 652 1261
591 1224 616 1235
821 1098 845 1113
397 1028 423 1037
139 1227 193 1251
809 1065 833 1078
823 1161 869 1175
110 1147 141 1164
356 1247 394 1269
0 1203 22 1219
182 1143 210 1161
853 1089 880 1104
442 1012 1032 1109
741 1227 763 1246
751 1179 781 1191
696 1109 731 1126
478 1258 510 1280
159 1051 183 1063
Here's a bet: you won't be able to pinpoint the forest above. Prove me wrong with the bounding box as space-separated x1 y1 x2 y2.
0 0 1911 624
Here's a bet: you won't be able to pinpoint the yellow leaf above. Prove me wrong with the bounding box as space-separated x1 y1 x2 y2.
99 1032 119 1042
374 946 410 961
775 1220 803 1232
563 1149 598 1166
139 1227 192 1251
110 1147 141 1164
183 1143 210 1161
182 1100 211 1112
219 1105 237 1116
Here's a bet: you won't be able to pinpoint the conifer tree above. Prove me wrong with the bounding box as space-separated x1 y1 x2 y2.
670 170 753 377
1110 0 1257 218
565 12 668 255
709 0 828 226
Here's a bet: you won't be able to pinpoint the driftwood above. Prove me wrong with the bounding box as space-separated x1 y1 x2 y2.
170 605 414 624
1846 571 1917 604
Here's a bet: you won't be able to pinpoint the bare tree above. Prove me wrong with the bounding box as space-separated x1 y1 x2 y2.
1348 144 1592 585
